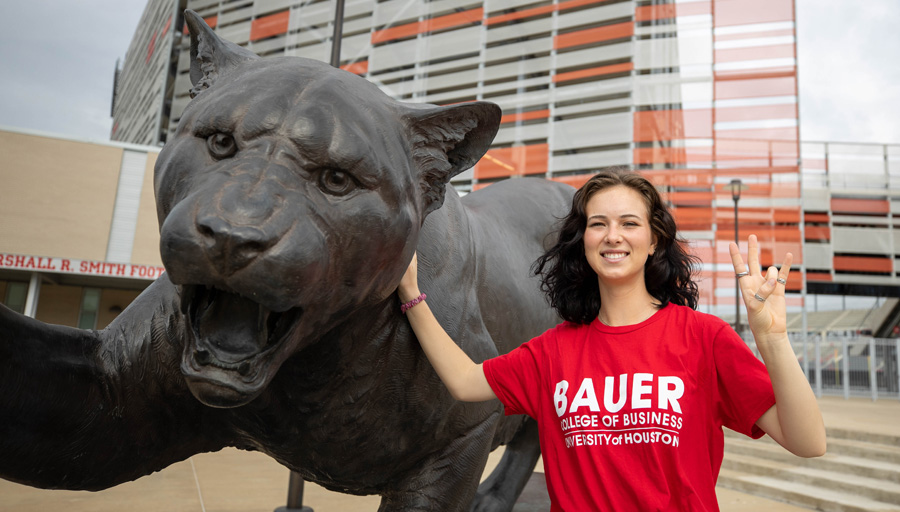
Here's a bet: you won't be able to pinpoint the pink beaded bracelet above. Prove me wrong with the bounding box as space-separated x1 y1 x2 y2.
401 293 426 314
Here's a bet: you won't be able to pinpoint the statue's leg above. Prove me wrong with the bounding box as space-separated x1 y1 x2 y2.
376 414 498 512
470 417 541 512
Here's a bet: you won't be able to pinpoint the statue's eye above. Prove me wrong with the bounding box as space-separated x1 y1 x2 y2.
206 133 237 159
317 168 357 196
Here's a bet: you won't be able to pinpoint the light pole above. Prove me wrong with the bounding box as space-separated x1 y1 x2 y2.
729 179 743 332
278 5 348 510
329 0 345 68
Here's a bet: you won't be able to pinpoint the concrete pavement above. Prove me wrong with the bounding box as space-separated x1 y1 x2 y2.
0 395 896 511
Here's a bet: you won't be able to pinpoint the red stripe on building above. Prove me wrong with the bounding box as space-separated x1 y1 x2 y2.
772 208 802 223
635 147 686 165
715 68 797 82
634 109 713 142
554 22 634 50
802 158 827 171
146 31 158 64
635 2 711 21
500 109 550 124
834 256 892 273
715 75 796 100
185 15 217 34
634 110 684 142
671 207 714 230
474 144 549 180
714 139 799 163
486 0 604 25
830 198 890 215
250 10 289 41
708 271 802 291
372 8 484 44
657 170 715 187
635 4 676 21
714 0 795 27
804 226 831 241
667 191 715 205
554 62 632 83
634 147 716 166
341 61 369 75
715 227 802 243
805 213 829 223
715 103 797 123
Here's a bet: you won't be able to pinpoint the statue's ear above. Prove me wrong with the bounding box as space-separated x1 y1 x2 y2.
183 9 259 99
403 101 501 215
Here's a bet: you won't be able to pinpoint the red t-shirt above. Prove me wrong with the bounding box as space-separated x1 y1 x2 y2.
483 303 775 512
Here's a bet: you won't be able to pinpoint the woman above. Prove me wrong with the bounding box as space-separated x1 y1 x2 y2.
398 169 825 511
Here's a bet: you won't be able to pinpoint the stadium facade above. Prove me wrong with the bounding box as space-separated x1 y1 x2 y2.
7 0 893 329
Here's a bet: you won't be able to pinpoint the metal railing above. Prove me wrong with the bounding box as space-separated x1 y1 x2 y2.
742 333 900 400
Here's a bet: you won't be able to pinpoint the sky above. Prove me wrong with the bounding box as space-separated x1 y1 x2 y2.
0 0 148 143
795 0 900 144
0 0 898 145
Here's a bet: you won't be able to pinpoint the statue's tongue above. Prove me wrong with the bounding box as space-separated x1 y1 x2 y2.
195 291 266 362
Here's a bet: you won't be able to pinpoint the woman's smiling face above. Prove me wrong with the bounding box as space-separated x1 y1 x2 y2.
583 185 657 288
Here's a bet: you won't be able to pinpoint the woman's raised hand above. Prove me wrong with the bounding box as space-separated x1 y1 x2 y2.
730 236 826 458
728 234 792 341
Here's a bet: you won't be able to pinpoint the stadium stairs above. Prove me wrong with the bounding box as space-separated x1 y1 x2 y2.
719 427 900 511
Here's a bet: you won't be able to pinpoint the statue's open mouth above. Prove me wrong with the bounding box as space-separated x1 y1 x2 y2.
178 284 302 406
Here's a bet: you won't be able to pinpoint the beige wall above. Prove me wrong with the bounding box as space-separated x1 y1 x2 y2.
132 151 163 266
0 131 122 261
0 129 162 267
0 129 161 328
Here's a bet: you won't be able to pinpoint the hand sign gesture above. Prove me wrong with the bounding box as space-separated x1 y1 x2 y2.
728 234 792 342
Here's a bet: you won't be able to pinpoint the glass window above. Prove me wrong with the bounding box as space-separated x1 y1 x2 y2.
4 282 28 314
78 288 102 330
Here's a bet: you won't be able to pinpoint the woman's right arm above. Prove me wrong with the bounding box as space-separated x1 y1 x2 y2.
399 253 497 402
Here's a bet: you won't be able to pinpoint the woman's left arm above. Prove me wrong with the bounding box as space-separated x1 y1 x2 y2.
729 234 826 458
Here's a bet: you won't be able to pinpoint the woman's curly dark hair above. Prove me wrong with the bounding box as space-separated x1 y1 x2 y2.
533 168 700 324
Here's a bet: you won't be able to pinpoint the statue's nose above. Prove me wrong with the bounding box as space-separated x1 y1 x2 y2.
190 171 290 274
196 214 275 275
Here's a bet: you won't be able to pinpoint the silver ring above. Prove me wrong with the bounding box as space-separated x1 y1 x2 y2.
736 271 750 278
753 293 766 303
777 277 787 285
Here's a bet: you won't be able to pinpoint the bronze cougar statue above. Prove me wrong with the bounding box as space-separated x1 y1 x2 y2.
0 10 573 511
